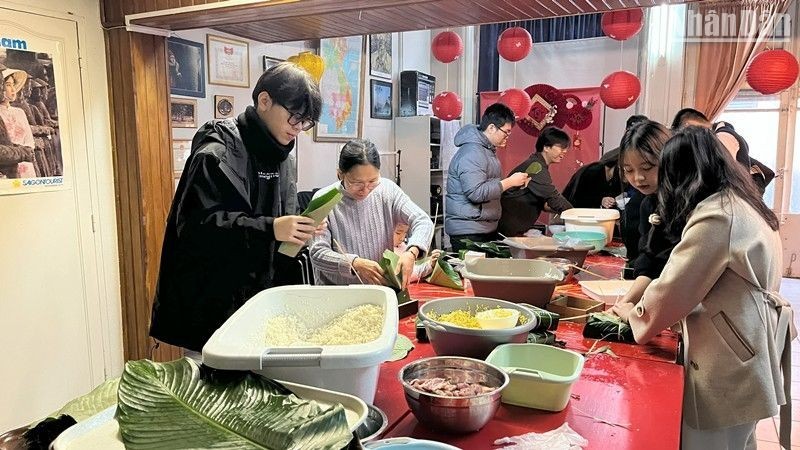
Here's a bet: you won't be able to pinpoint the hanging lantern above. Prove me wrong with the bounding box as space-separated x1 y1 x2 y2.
431 31 464 63
599 71 641 109
746 49 800 95
498 88 532 118
498 27 533 62
601 9 644 41
287 51 325 84
432 91 463 120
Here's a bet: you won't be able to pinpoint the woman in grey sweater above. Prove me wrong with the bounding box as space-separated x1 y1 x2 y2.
310 139 433 286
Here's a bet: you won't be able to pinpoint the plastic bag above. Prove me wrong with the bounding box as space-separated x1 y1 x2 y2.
495 422 588 449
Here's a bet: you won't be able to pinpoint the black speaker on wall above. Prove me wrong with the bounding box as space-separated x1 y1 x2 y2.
399 70 436 117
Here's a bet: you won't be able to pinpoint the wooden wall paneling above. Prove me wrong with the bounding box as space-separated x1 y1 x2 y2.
104 28 182 363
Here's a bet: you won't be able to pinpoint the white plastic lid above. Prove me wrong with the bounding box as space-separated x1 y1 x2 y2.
560 208 620 221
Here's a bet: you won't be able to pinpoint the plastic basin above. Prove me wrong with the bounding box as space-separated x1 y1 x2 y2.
553 230 607 253
462 258 563 306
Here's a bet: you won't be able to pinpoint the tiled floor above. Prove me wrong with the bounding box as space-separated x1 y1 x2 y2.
756 278 800 449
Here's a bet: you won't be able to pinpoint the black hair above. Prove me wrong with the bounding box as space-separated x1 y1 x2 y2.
626 114 649 130
338 139 381 173
671 108 709 130
252 62 322 121
535 127 570 153
618 120 671 171
657 126 779 239
479 103 515 132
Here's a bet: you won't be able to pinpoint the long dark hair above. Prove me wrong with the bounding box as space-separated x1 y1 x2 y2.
658 126 779 239
618 120 671 175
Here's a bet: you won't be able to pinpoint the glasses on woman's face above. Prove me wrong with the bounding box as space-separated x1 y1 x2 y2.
343 176 381 191
278 103 316 131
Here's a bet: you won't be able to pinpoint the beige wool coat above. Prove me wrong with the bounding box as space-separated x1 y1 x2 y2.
627 192 792 435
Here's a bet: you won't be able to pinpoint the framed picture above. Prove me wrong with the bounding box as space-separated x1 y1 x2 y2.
170 98 197 128
370 79 392 120
369 33 392 79
214 95 235 119
207 34 250 87
167 37 206 98
172 139 192 174
263 56 284 72
315 36 365 142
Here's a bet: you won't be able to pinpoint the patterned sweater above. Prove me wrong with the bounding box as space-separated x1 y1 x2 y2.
309 179 433 285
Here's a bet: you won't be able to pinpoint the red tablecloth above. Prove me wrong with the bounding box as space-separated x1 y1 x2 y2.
371 253 684 449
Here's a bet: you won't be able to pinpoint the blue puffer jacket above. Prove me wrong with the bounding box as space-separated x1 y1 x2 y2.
444 124 503 235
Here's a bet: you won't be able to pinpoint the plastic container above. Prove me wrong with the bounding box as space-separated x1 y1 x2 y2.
462 258 563 306
579 279 636 306
560 208 620 245
503 236 592 267
475 308 520 329
365 438 461 449
418 297 539 359
553 230 607 253
485 343 584 411
202 285 398 403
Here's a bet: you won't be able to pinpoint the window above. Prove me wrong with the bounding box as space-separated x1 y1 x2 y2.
718 90 780 208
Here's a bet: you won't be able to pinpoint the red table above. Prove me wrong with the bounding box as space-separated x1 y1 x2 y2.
372 254 684 449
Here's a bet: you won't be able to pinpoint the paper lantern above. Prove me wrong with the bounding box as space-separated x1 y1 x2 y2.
432 91 463 120
287 51 325 84
498 27 533 62
431 31 463 63
498 88 532 118
746 49 800 95
601 9 644 41
600 71 641 109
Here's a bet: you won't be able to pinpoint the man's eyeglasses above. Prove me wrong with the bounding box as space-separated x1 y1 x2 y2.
496 126 512 138
279 103 316 131
343 177 381 191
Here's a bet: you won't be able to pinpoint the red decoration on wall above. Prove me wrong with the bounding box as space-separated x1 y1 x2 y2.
601 9 644 41
498 27 533 62
746 49 800 95
432 91 463 120
498 88 533 118
431 31 464 63
599 71 641 109
564 94 593 130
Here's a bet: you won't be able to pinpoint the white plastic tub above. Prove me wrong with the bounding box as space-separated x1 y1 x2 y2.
202 285 399 403
560 208 620 245
485 343 584 411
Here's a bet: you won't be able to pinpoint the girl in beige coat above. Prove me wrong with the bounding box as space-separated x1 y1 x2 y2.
613 126 794 450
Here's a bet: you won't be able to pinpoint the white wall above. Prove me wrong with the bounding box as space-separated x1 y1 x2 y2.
498 36 641 155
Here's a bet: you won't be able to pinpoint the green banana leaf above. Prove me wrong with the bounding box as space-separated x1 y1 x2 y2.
388 334 415 362
525 161 543 175
50 377 120 422
116 358 352 450
460 239 512 258
426 258 464 290
279 187 343 257
582 312 635 343
379 249 403 289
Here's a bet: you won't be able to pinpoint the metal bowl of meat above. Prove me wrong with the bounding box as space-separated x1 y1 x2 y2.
398 356 509 433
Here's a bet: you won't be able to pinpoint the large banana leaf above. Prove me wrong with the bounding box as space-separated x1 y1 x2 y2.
50 377 120 422
116 358 352 450
379 249 411 304
426 258 464 290
279 187 343 257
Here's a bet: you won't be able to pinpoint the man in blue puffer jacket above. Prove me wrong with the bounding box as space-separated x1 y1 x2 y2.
445 103 530 252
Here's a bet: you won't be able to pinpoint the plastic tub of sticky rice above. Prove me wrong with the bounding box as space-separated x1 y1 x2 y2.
202 285 399 403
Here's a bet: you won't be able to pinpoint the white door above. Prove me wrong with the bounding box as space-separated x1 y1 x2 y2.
0 9 106 430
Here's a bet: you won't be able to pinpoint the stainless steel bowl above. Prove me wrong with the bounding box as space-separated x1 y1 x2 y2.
355 404 388 442
418 297 538 359
398 356 509 434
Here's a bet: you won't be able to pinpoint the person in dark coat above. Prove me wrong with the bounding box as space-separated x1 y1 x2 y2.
150 62 323 352
498 127 573 236
671 108 774 194
562 158 622 209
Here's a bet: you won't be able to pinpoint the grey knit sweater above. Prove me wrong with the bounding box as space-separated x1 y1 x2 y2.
309 179 434 285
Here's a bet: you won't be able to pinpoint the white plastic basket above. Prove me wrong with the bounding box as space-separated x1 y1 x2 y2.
202 285 399 403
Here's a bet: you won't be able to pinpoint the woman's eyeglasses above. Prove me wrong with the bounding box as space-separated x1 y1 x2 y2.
343 177 381 191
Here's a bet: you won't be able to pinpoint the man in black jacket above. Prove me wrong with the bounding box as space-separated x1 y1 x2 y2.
150 63 323 352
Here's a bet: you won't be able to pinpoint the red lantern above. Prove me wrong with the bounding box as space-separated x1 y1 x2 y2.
601 9 644 41
498 88 532 118
498 27 533 62
599 71 641 109
431 31 463 63
432 91 463 120
746 49 800 95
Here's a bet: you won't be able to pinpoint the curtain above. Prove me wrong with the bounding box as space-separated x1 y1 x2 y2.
478 14 603 93
692 0 793 119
